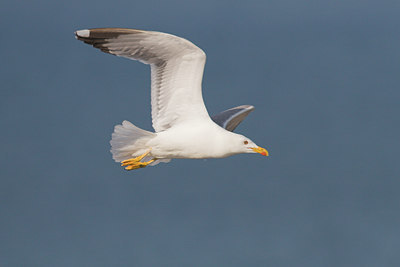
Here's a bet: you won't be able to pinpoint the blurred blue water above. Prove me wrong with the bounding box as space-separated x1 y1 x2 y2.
1 0 399 266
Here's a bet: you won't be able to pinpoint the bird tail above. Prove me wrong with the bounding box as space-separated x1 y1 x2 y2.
110 120 156 162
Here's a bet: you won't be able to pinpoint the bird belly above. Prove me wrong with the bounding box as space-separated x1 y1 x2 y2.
147 124 233 159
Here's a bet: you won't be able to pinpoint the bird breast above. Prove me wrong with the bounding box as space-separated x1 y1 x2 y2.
148 121 235 159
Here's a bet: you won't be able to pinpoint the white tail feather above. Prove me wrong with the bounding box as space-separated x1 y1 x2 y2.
110 120 155 162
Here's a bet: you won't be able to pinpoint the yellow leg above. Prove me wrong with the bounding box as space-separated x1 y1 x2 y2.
121 150 156 170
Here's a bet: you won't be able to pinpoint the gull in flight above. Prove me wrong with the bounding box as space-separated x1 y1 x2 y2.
75 28 268 170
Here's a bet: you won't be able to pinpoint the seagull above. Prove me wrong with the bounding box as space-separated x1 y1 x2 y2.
75 28 268 170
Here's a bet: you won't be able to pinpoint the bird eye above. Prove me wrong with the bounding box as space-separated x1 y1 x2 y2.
244 140 248 145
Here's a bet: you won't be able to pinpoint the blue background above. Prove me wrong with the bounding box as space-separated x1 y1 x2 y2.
1 0 399 266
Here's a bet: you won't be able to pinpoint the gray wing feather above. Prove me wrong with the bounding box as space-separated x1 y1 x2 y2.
75 28 208 132
211 105 255 132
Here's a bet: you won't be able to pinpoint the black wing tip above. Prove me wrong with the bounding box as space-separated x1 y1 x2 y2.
75 28 145 40
226 105 255 113
236 105 255 110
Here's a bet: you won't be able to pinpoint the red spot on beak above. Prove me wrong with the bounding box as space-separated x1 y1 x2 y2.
251 146 269 156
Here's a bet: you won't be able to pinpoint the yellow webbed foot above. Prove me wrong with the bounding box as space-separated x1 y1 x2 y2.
120 150 156 171
121 150 151 165
123 160 154 170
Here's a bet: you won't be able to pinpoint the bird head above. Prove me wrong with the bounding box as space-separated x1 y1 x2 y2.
232 134 269 156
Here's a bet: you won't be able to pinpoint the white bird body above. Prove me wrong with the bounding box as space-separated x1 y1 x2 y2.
75 28 268 170
148 119 249 159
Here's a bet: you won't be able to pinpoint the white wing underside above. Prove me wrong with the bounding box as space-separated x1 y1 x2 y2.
76 28 209 132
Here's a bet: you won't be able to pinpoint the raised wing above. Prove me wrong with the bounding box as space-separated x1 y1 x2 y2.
211 105 255 132
75 28 209 132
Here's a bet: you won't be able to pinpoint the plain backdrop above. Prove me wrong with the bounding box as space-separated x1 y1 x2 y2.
1 0 399 266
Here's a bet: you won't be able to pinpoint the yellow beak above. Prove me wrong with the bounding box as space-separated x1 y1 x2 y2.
252 146 269 156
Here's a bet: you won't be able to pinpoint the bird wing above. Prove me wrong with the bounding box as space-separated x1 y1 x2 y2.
211 105 255 132
75 28 209 132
